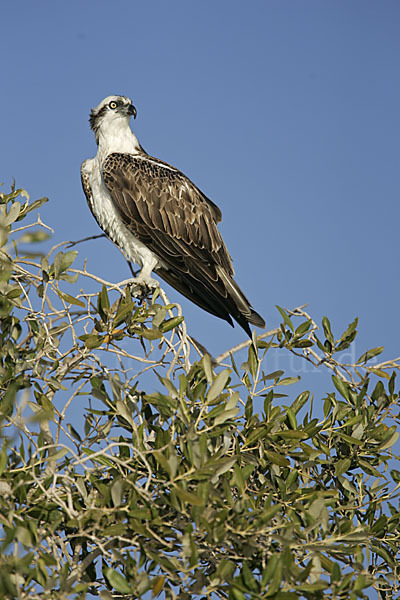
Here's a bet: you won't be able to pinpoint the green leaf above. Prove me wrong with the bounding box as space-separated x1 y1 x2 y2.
53 250 78 278
260 505 282 523
291 391 310 414
379 431 399 451
67 424 82 442
5 201 21 225
129 509 152 520
276 305 294 332
19 230 51 244
371 544 395 567
135 326 162 340
104 567 131 594
49 447 69 461
244 426 268 446
314 335 327 353
358 459 382 477
56 289 85 307
79 334 103 349
15 526 33 547
322 316 334 344
18 196 48 218
297 582 329 592
152 575 165 597
97 284 110 321
113 300 136 327
151 306 167 328
214 406 239 426
262 370 285 381
369 368 390 379
295 319 312 336
265 554 282 595
6 287 22 299
334 458 351 476
388 371 396 395
207 369 231 403
0 445 7 476
262 554 280 585
271 430 308 440
332 375 350 401
160 315 184 333
247 343 258 378
174 486 204 506
111 479 123 507
202 353 214 384
231 588 245 600
277 376 300 386
285 407 297 429
264 450 290 468
292 339 314 348
338 317 358 343
331 562 341 582
357 346 384 364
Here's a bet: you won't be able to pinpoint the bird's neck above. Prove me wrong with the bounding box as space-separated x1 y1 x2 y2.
97 118 141 159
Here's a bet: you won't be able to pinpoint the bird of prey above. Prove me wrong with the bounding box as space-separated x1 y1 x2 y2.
81 95 265 337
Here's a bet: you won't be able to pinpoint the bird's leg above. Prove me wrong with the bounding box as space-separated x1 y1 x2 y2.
118 259 159 300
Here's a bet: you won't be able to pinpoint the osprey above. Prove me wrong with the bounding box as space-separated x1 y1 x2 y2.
81 95 265 337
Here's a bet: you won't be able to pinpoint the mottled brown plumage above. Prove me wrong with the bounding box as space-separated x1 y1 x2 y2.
101 152 264 335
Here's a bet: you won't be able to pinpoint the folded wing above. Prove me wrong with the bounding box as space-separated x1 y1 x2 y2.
102 151 265 336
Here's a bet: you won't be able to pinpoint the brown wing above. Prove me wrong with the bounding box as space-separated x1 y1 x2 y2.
102 152 265 335
102 152 233 271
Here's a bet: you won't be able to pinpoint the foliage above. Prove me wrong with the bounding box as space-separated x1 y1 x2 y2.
0 185 400 600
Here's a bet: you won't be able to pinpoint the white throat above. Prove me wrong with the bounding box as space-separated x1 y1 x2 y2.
97 116 141 159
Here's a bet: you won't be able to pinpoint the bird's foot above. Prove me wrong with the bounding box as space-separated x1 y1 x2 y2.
121 275 159 300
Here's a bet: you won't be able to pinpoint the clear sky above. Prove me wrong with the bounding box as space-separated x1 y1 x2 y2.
2 0 399 366
1 4 399 598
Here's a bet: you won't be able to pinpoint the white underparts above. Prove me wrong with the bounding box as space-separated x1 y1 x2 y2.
83 157 163 275
83 109 167 278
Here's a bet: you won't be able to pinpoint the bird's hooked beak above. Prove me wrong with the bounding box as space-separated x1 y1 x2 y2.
127 104 137 119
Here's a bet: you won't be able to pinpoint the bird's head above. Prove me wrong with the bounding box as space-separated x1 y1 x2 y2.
89 95 137 143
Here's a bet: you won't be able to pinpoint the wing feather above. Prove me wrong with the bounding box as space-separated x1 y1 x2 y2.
102 152 233 274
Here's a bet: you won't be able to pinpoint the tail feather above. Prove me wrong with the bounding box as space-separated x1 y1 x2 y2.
156 264 265 338
248 308 266 328
216 267 265 335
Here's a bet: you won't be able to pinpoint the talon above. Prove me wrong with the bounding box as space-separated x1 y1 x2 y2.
126 277 159 300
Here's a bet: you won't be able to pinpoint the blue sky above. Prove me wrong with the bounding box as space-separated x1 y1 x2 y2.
2 3 399 598
2 0 399 363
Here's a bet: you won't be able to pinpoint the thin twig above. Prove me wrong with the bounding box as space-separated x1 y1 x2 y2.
65 233 107 248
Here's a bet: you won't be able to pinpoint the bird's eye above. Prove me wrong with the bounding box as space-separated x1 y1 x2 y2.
109 101 118 109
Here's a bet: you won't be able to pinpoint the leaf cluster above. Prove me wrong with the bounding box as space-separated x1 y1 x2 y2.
0 186 400 600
